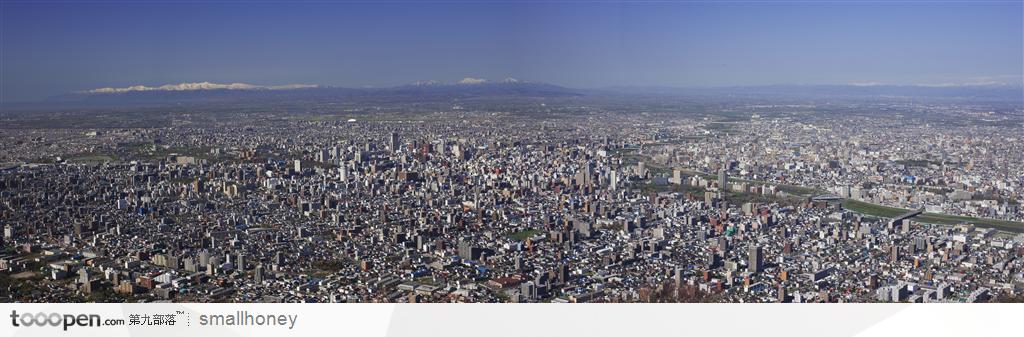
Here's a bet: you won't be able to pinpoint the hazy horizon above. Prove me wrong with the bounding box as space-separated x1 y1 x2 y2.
2 1 1022 102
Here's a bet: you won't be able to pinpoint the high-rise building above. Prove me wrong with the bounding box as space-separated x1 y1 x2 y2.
609 170 619 190
458 239 484 260
254 265 265 283
748 246 763 273
199 250 210 267
718 168 728 191
674 267 683 290
330 146 341 160
236 252 246 271
183 257 197 272
78 268 90 285
390 132 400 152
521 281 537 300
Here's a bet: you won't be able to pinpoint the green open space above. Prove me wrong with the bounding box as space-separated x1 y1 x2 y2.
507 229 541 241
841 199 908 218
842 199 1024 233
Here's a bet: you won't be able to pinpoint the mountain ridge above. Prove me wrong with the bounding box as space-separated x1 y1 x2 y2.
34 81 1024 108
49 79 582 105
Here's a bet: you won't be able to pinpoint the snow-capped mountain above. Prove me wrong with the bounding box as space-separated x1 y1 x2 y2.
410 77 528 86
83 82 319 94
51 78 581 106
457 77 488 85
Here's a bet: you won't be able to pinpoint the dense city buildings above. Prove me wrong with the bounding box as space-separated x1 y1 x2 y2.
1 92 1022 303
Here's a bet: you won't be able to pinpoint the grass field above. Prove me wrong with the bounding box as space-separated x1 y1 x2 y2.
842 199 1024 233
916 213 1024 233
507 229 542 241
841 199 908 218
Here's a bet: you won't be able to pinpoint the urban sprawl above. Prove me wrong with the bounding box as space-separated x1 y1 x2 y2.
1 97 1022 303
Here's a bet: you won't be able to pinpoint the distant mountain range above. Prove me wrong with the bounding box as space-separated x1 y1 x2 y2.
595 83 1024 101
34 79 1023 108
48 78 582 105
82 82 320 94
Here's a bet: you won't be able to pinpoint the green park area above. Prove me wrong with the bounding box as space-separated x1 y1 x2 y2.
507 229 542 241
842 199 1024 233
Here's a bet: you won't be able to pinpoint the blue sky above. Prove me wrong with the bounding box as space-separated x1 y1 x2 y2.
1 1 1021 101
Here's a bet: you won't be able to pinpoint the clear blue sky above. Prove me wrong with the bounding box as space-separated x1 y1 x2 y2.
1 1 1021 101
